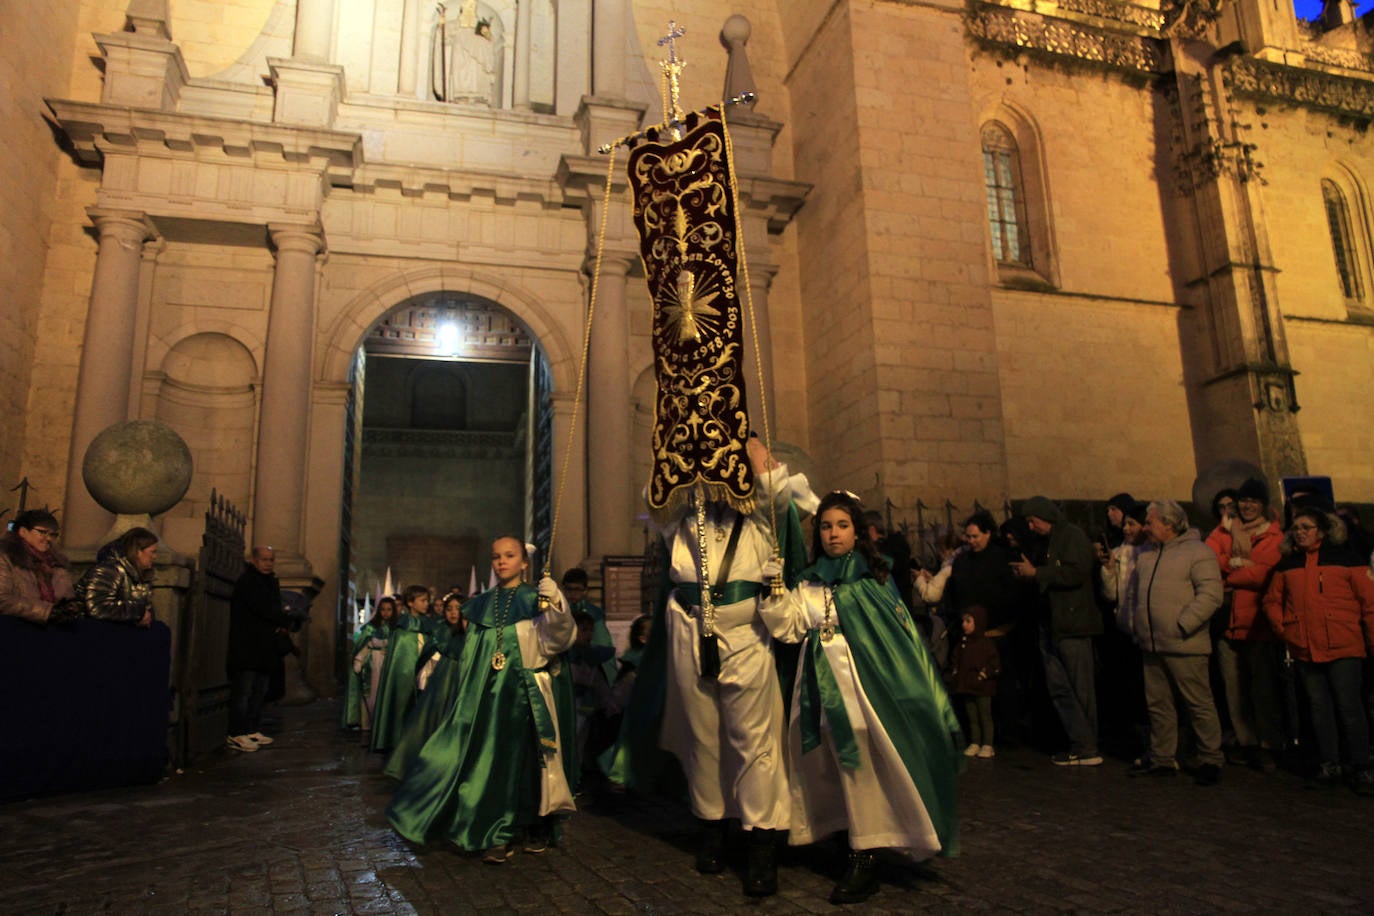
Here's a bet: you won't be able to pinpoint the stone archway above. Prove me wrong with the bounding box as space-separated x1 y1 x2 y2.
302 265 589 693
344 291 547 604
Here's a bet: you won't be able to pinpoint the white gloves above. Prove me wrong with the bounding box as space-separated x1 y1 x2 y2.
760 556 784 583
537 575 563 609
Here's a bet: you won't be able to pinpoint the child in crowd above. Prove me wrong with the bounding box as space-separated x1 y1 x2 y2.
346 597 396 738
561 568 617 683
383 591 468 780
387 537 577 861
948 605 1001 759
568 611 617 771
369 585 432 752
759 490 962 905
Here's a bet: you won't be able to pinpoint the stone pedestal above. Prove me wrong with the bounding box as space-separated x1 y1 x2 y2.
268 59 346 128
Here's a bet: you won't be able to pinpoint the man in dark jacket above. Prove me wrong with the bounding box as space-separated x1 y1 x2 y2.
226 546 290 752
1012 496 1103 766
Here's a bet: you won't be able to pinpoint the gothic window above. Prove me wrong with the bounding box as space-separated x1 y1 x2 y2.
1322 179 1364 301
982 123 1032 268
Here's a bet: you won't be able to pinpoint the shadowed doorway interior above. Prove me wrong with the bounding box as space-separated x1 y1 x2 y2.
339 294 553 630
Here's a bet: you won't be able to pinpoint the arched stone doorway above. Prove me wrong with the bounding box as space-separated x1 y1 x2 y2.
338 291 556 629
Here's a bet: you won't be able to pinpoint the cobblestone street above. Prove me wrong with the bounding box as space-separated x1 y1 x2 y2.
2 700 1371 914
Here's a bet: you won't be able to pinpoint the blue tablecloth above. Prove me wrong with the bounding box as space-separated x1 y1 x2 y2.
1 615 171 803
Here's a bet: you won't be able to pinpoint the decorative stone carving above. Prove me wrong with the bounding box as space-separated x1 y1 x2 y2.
1226 57 1374 119
1160 0 1228 40
1052 0 1167 31
966 5 1164 74
1302 44 1374 75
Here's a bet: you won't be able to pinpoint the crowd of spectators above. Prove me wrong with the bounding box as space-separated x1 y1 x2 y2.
907 480 1374 794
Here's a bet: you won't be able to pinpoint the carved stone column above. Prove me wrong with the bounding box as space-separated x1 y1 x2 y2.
253 225 324 574
591 0 626 97
1165 38 1306 483
63 209 155 549
273 0 344 125
293 0 334 62
512 0 534 108
586 255 635 559
398 0 421 97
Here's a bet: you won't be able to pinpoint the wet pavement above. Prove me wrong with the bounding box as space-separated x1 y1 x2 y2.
2 700 1371 914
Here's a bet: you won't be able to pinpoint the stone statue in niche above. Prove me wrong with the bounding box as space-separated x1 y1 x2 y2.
433 1 501 106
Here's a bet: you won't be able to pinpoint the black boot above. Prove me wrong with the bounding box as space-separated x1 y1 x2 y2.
830 849 879 905
743 828 778 897
694 819 726 874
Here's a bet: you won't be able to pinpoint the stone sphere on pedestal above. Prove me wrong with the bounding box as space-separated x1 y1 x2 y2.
82 421 193 541
722 14 751 45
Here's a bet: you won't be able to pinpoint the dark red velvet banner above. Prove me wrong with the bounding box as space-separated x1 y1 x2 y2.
628 107 755 521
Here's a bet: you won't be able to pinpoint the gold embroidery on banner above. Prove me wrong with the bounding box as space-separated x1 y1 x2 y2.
630 110 755 521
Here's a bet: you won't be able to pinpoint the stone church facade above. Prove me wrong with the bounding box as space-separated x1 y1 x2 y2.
3 0 1371 693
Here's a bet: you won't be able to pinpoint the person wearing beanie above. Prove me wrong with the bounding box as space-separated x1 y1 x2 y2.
1205 476 1285 770
1104 493 1136 549
1012 497 1103 766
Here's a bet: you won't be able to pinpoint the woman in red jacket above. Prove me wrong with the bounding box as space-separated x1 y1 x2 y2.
1263 507 1374 793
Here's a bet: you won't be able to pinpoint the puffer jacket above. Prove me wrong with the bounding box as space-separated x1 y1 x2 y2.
1130 528 1223 655
1263 538 1374 663
947 604 1001 698
1205 521 1283 641
76 547 154 623
0 532 75 624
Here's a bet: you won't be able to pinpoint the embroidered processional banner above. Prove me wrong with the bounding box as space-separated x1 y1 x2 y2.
628 107 755 523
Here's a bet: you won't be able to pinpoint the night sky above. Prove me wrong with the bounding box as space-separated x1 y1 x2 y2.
1293 0 1374 19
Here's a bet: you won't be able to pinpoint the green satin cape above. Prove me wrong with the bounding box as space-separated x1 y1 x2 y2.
799 551 964 856
368 614 426 751
381 626 467 780
387 585 577 850
341 623 378 728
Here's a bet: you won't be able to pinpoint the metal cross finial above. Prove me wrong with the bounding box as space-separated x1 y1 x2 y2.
656 21 688 136
657 20 685 62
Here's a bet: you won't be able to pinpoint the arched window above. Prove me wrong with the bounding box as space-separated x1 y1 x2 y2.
1322 179 1364 301
981 123 1032 268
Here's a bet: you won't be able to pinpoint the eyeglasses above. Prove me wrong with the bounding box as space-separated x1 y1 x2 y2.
1290 524 1319 533
29 528 59 539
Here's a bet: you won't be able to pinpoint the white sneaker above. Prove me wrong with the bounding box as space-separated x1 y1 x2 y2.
964 743 980 757
977 745 996 759
226 735 258 752
246 732 274 746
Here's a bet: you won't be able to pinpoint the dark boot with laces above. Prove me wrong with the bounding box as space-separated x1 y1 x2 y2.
742 828 778 897
830 849 879 905
694 819 726 874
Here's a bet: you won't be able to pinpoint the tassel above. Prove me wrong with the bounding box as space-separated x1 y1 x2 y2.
700 633 721 679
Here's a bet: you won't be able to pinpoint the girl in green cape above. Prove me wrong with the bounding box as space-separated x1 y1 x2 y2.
369 585 434 752
344 596 396 735
387 537 577 862
760 491 963 905
382 591 467 779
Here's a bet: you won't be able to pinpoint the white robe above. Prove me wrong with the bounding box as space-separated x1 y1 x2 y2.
654 465 817 829
515 588 577 817
761 582 944 859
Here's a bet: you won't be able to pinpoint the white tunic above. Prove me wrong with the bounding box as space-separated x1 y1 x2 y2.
515 588 577 817
761 582 944 859
654 465 817 829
